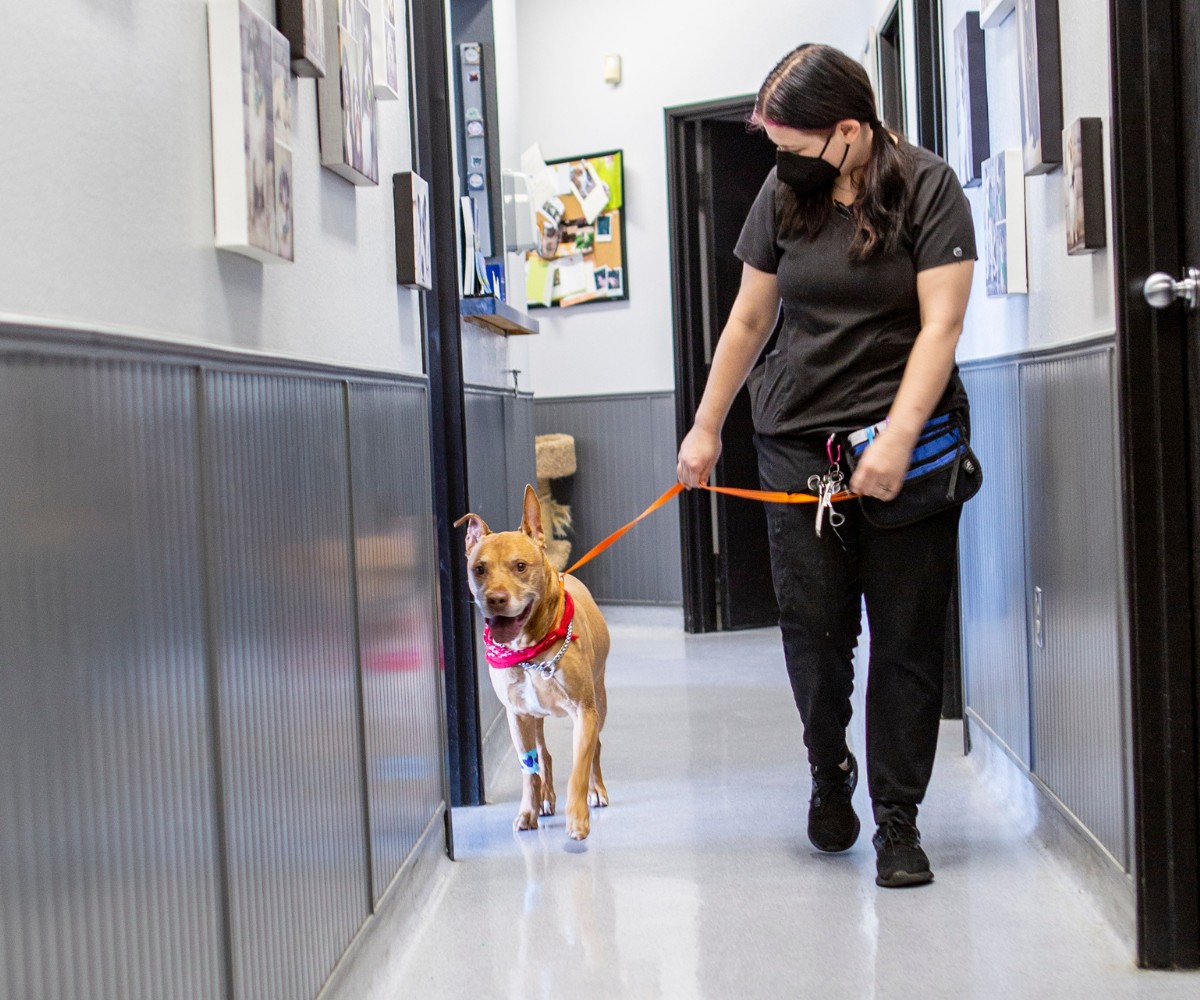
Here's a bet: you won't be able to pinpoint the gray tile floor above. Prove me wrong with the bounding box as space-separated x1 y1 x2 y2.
382 608 1200 999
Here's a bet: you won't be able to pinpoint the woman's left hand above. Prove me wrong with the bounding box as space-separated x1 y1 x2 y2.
848 432 913 502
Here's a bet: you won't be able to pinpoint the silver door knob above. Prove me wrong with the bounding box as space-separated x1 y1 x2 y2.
1143 268 1199 311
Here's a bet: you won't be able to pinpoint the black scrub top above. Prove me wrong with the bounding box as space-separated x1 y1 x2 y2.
735 141 976 439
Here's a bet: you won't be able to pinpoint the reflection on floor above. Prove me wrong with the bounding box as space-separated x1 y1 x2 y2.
379 607 1200 999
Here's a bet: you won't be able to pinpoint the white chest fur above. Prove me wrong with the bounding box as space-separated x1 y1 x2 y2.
489 667 565 718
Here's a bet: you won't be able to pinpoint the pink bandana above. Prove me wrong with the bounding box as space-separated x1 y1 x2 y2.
484 589 575 669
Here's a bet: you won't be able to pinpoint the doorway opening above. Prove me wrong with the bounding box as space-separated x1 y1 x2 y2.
666 97 779 633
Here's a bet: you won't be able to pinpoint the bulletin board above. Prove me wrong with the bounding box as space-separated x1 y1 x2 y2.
525 149 627 309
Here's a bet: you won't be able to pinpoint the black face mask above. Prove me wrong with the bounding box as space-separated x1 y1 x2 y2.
776 132 849 197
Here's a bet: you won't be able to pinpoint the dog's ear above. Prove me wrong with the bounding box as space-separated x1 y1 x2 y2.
452 513 491 555
520 484 545 547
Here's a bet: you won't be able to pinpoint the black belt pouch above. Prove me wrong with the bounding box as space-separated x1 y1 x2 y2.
841 412 983 529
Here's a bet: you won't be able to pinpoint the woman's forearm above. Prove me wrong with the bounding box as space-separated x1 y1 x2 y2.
884 321 962 445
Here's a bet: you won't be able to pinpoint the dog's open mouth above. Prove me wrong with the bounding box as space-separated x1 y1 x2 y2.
487 605 531 645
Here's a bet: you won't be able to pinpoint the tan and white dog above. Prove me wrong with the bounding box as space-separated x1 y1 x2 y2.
455 485 610 840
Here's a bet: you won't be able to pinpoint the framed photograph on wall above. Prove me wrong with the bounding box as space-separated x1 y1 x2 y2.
275 0 326 77
980 0 1016 29
371 0 401 100
394 172 432 288
523 150 628 309
317 0 379 185
1017 0 1064 175
953 12 990 187
1064 118 1107 255
983 149 1028 296
207 1 296 262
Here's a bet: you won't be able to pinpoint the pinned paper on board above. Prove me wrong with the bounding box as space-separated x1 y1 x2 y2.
521 143 562 217
568 160 609 224
526 255 555 307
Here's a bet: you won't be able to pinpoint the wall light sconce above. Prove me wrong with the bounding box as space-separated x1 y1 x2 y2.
603 54 622 86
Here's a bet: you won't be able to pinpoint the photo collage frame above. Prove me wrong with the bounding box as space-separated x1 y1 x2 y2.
524 150 628 309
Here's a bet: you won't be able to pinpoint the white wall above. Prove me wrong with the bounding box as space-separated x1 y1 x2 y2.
510 0 878 397
933 0 1115 360
0 0 424 375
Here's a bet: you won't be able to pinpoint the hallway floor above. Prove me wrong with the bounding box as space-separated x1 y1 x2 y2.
382 608 1199 999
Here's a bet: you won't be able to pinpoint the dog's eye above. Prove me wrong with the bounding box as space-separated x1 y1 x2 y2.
473 563 486 576
514 561 527 573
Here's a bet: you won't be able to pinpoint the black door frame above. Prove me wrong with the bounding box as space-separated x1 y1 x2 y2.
911 0 945 158
411 0 485 811
666 95 757 634
1109 0 1200 968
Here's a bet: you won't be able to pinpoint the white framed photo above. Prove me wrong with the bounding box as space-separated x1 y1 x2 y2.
208 1 297 262
317 0 380 185
982 149 1028 296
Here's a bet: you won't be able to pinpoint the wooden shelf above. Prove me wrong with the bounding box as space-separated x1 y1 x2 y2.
460 296 540 336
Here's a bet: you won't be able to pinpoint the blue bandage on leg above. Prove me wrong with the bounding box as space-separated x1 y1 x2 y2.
519 748 539 775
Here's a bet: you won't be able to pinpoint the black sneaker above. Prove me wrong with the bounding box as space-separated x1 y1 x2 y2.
873 817 933 887
807 753 860 852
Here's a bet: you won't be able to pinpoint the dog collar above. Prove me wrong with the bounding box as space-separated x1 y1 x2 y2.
484 586 575 674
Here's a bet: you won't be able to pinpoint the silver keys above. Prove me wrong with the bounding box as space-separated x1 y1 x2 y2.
807 464 846 539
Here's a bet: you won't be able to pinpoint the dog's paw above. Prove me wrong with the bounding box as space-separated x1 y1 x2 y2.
588 785 609 808
566 809 590 841
513 810 539 832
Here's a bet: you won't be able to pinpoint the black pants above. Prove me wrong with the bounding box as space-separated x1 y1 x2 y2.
756 433 961 828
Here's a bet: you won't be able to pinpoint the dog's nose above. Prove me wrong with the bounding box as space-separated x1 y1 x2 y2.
485 592 509 612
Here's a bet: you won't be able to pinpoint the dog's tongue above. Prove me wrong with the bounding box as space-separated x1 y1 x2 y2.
488 614 524 645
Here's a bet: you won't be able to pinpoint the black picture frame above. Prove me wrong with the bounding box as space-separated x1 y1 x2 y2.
1017 0 1064 175
953 12 990 187
394 171 433 288
275 0 327 78
1064 117 1106 254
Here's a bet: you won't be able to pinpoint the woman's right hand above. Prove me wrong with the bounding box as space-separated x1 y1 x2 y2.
677 425 722 488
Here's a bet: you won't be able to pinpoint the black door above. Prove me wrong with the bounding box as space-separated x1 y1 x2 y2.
1110 0 1200 967
703 119 780 629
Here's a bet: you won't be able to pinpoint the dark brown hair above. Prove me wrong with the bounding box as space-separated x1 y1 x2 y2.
752 43 910 261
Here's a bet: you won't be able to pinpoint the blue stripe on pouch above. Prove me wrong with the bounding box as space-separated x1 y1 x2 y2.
908 445 962 478
909 430 960 464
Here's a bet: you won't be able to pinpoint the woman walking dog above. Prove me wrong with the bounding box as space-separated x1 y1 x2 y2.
677 43 978 887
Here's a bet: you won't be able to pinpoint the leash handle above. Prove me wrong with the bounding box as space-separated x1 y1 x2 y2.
563 482 854 575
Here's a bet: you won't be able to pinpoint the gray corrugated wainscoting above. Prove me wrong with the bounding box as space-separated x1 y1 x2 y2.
959 362 1031 765
205 373 369 1000
347 384 445 906
0 327 446 1000
959 338 1130 873
535 393 683 605
0 357 224 1000
1020 350 1129 867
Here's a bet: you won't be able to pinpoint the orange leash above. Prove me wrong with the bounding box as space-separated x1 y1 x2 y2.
563 482 855 575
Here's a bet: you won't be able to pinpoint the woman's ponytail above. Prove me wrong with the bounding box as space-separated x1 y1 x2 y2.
851 119 909 261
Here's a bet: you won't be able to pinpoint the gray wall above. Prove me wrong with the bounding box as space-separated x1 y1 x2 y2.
0 327 446 1000
535 393 682 604
960 339 1130 871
